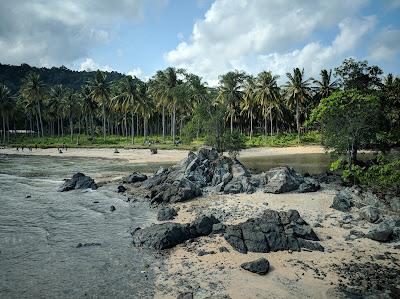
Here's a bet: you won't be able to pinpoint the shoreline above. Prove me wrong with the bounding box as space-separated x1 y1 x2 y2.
0 145 327 164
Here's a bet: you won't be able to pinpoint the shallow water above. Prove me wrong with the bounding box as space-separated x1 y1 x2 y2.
0 155 170 299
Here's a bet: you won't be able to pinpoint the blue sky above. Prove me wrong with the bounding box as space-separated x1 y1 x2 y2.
1 0 400 84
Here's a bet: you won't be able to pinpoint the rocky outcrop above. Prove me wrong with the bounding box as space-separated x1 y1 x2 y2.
264 166 319 194
330 191 353 212
132 215 219 249
223 209 323 254
157 207 178 221
123 172 148 184
57 172 97 192
366 219 399 242
240 258 270 275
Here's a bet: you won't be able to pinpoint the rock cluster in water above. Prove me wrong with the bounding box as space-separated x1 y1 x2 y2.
224 209 324 254
57 172 97 192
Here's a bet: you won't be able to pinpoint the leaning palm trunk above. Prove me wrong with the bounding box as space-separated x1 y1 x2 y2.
37 101 44 137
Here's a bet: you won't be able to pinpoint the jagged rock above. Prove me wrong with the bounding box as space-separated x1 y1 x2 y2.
331 191 353 212
241 258 270 275
117 185 127 193
366 219 397 242
132 215 220 249
264 167 304 194
359 206 380 223
157 207 178 221
150 178 202 204
123 172 148 183
110 205 116 212
57 172 97 192
298 177 321 193
224 209 323 254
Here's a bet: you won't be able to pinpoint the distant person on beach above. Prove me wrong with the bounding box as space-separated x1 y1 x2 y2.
35 144 37 150
114 148 120 154
16 147 19 151
58 148 63 154
21 147 24 151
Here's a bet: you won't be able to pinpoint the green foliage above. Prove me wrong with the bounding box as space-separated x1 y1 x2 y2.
308 90 381 162
245 131 320 147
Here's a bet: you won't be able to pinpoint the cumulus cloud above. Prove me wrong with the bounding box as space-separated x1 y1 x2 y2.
369 27 400 62
165 0 377 84
0 0 145 67
79 58 113 72
127 67 144 78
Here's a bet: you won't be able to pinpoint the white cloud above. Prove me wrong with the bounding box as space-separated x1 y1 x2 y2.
165 0 375 84
369 27 400 62
79 58 113 72
127 67 144 78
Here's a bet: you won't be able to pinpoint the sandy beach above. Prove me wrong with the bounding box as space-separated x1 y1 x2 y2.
152 188 400 299
0 145 326 164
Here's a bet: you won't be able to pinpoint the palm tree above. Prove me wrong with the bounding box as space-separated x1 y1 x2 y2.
255 71 280 136
113 76 139 144
89 71 110 140
284 68 312 139
240 76 257 139
313 69 338 99
80 85 97 138
136 81 154 139
20 72 45 137
0 84 13 143
216 71 245 133
186 73 208 138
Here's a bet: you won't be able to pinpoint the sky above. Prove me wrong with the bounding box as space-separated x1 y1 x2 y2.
1 0 400 85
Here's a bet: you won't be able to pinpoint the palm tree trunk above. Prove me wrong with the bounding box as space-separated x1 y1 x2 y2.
131 111 135 144
37 101 44 137
295 100 300 140
172 102 176 143
250 109 253 139
162 105 166 141
264 115 267 136
2 113 5 143
102 99 106 140
270 108 273 136
70 117 73 142
144 117 148 138
230 113 233 134
35 113 40 138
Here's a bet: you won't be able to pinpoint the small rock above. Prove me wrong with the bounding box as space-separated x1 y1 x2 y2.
366 220 396 242
240 258 270 275
117 185 127 193
219 246 229 253
157 207 178 221
110 205 116 212
331 191 353 212
177 292 193 299
359 206 380 223
123 172 148 184
25 195 31 198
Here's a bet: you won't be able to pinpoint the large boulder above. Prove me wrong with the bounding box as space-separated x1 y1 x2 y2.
359 206 380 223
331 191 353 212
150 178 202 204
366 219 397 242
298 177 321 193
224 209 323 254
123 172 148 183
264 167 304 194
132 215 220 249
57 172 97 192
157 207 178 221
241 258 270 275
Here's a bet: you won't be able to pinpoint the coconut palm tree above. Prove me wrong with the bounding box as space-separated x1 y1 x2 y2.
80 85 97 137
186 73 208 138
313 69 338 99
0 84 13 143
89 71 110 140
255 71 280 136
113 76 139 144
136 81 154 139
20 72 45 137
240 76 257 139
216 71 245 133
284 68 312 139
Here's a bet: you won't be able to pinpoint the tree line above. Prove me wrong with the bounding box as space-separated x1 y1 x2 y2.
0 58 399 149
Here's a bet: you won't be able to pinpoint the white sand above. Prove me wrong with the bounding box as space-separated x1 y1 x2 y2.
0 145 326 164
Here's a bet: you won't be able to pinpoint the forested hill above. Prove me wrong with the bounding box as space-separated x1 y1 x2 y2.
0 63 125 93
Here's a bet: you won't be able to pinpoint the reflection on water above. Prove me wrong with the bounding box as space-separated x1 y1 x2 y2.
0 155 171 299
239 153 333 174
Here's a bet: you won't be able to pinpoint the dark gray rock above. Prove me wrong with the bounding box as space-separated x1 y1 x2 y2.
117 185 127 193
366 220 397 242
389 197 400 213
132 215 220 249
123 172 148 183
240 258 270 275
157 207 178 221
264 167 304 194
298 177 320 193
177 292 193 299
58 172 97 192
359 206 380 223
110 205 116 212
224 209 323 254
331 191 353 212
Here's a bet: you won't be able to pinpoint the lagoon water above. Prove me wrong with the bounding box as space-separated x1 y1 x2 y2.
0 152 333 298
